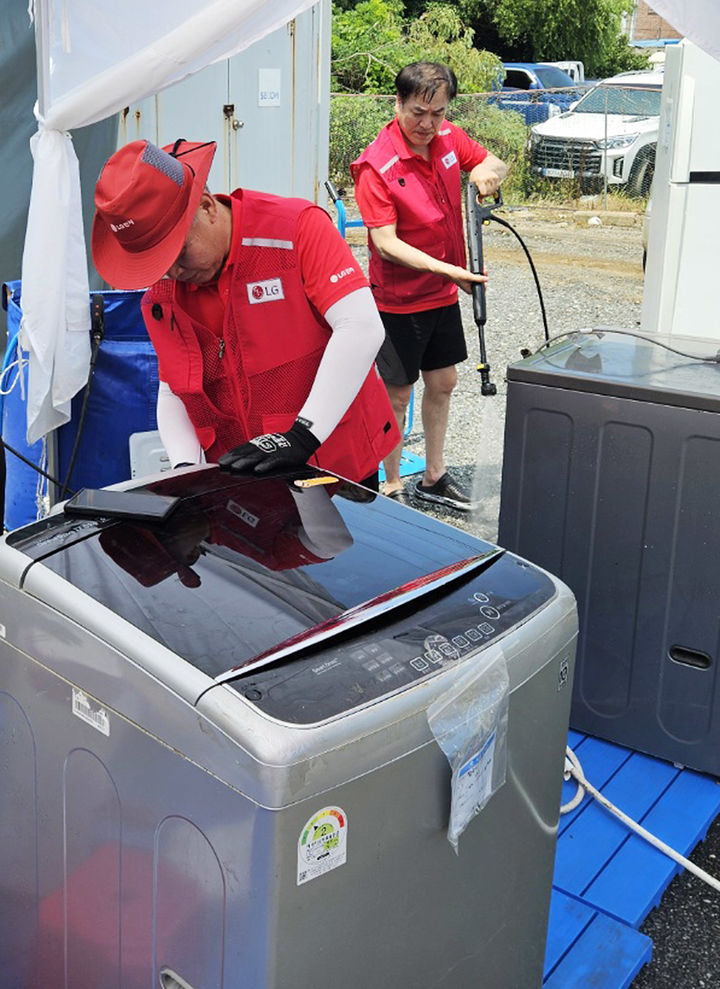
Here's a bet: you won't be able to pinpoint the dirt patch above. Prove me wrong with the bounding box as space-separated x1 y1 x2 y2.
489 245 642 280
346 205 645 278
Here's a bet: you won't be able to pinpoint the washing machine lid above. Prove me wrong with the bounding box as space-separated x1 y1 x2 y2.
7 467 552 686
212 546 557 724
509 329 720 412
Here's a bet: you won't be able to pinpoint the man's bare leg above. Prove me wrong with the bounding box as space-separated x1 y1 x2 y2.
382 382 413 495
420 365 456 486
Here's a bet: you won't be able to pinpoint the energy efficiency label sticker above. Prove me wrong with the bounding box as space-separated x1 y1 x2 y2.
297 806 347 886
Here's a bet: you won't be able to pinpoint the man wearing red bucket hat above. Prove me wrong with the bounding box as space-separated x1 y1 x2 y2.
92 139 399 486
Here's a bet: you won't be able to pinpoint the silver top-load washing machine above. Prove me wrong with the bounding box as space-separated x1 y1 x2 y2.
0 466 576 989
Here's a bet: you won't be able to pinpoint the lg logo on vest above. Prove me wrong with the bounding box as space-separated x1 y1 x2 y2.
247 278 285 304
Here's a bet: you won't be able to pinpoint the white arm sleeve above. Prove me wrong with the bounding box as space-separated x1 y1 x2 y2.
156 380 206 467
297 286 385 444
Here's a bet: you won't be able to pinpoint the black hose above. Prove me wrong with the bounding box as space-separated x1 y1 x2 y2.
533 327 720 363
488 214 550 342
1 437 69 492
59 295 105 499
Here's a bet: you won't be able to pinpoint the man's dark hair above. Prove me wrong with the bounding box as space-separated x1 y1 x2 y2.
395 62 458 104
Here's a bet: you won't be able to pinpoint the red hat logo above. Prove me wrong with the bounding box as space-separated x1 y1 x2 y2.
252 284 264 300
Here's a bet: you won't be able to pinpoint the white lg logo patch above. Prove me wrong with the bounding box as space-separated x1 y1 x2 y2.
247 278 285 303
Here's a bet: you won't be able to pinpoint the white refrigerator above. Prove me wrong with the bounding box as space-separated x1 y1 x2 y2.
641 39 720 341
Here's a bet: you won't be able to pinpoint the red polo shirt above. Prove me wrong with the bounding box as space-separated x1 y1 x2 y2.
353 119 487 312
179 194 368 334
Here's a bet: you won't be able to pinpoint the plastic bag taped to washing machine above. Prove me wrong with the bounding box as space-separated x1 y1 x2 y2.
427 644 510 852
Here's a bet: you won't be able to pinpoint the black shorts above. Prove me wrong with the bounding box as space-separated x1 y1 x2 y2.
376 302 467 386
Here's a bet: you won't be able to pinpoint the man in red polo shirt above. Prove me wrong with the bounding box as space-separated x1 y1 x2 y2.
352 62 506 509
92 139 398 488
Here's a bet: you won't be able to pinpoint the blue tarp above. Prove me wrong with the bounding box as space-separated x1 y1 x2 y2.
2 282 160 530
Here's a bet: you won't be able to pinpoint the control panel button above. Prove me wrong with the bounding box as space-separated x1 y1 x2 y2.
473 592 490 603
478 622 494 636
479 605 500 621
410 657 429 672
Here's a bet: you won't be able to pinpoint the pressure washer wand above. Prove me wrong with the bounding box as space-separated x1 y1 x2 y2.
465 183 503 397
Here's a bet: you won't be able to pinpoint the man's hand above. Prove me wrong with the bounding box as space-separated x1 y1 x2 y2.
468 152 507 198
474 175 501 197
443 264 488 295
218 419 321 474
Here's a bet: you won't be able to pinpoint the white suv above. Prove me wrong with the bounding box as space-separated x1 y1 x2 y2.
528 70 663 196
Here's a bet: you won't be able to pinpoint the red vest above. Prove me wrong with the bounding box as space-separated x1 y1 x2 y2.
141 190 398 482
351 120 467 311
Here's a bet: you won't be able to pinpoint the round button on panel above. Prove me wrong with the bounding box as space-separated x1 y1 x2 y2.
479 605 500 620
473 592 490 603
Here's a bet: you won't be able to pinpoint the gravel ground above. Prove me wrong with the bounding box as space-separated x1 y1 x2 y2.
349 206 646 542
350 205 720 988
632 812 720 989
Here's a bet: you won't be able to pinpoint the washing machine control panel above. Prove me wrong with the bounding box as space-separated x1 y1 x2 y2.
231 554 555 723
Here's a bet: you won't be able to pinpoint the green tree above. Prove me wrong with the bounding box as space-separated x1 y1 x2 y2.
328 94 394 183
331 0 501 93
408 4 503 91
331 0 406 93
492 0 640 76
592 30 650 77
435 0 649 77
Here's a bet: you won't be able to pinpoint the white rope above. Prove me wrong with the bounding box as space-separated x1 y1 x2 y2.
0 357 30 396
561 745 720 894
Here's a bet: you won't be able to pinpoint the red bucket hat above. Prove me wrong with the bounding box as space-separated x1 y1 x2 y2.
92 139 217 290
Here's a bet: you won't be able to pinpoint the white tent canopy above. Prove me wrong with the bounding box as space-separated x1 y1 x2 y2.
21 0 316 444
647 0 720 61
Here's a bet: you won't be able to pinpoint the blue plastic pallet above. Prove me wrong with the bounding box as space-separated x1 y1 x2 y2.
378 448 426 482
544 891 652 989
543 732 720 987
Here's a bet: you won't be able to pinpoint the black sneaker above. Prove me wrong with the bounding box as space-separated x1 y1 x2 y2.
384 486 411 506
414 473 477 512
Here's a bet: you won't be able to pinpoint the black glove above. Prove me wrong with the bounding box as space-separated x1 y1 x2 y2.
218 419 321 474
